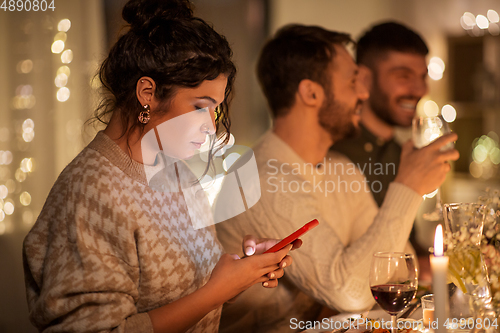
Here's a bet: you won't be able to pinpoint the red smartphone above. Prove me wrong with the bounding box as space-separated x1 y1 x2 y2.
263 219 319 253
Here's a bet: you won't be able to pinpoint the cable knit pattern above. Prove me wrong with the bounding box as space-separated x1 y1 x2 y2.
216 131 422 333
23 131 223 333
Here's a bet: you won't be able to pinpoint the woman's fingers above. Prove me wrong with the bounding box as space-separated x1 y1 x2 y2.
267 253 293 278
259 244 293 269
255 275 278 288
254 238 280 254
241 235 303 257
267 267 284 280
242 235 282 256
253 246 293 277
291 239 302 250
242 235 258 256
280 254 293 269
262 279 278 288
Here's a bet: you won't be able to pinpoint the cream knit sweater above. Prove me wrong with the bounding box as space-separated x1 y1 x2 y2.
23 132 223 332
216 131 422 332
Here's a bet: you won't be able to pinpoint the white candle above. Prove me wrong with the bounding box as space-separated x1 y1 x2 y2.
430 224 449 333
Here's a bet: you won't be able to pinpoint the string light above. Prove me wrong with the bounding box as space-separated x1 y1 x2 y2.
428 57 445 81
441 105 457 123
61 49 73 64
58 19 71 32
461 10 500 36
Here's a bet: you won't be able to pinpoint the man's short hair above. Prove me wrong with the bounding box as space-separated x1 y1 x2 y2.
356 21 428 68
257 24 352 118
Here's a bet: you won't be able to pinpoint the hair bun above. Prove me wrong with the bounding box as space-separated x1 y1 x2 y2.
122 0 194 30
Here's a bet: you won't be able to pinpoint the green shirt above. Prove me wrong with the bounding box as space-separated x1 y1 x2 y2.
331 124 401 207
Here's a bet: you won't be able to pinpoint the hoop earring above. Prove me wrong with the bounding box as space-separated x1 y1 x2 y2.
138 104 150 124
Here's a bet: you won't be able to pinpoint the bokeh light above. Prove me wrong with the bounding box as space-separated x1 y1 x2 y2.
20 158 33 173
17 59 33 74
6 180 15 193
57 65 71 77
57 87 70 102
17 85 33 96
61 49 73 64
461 17 472 30
473 145 488 163
470 133 500 179
22 118 35 143
441 104 457 123
54 32 67 42
471 26 484 37
423 100 439 117
4 201 14 215
15 169 27 182
476 15 489 29
58 19 71 32
428 57 445 81
489 24 500 36
487 9 499 23
470 161 482 178
51 40 65 54
22 131 34 142
461 12 476 29
491 148 500 164
22 118 34 131
0 185 7 199
0 151 13 165
463 12 476 25
20 192 31 206
55 73 68 87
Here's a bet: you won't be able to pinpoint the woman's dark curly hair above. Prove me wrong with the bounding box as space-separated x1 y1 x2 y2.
94 0 235 152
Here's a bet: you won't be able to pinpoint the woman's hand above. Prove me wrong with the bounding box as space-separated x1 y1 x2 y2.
147 236 301 331
241 234 302 256
206 244 292 306
241 235 301 287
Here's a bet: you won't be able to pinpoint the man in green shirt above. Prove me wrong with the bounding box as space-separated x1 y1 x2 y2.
332 22 429 207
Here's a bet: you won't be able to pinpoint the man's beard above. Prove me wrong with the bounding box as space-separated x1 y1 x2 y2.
369 82 398 126
369 72 399 126
318 91 359 143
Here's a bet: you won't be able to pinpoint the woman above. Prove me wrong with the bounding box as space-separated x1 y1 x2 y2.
23 0 295 332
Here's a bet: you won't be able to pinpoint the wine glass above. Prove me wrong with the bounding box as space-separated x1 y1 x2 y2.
370 252 418 333
412 115 453 221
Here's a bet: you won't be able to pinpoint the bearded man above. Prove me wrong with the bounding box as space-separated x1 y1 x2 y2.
216 24 458 333
332 22 429 207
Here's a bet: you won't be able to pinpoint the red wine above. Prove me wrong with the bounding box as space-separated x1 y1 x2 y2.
370 284 417 315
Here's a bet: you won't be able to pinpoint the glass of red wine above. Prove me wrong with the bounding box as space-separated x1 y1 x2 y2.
370 252 418 333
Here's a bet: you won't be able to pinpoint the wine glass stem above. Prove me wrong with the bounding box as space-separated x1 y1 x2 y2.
391 315 398 333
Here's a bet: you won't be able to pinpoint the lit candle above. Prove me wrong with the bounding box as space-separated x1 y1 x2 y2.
430 224 449 333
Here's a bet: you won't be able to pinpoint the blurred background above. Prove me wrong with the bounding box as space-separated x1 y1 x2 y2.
0 0 499 331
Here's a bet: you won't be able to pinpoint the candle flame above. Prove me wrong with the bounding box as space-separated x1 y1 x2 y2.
434 224 444 256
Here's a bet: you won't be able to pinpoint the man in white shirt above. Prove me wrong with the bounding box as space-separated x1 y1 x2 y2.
216 24 458 332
